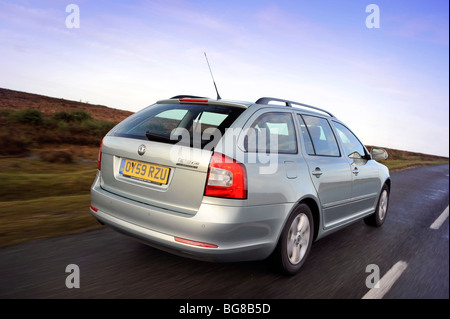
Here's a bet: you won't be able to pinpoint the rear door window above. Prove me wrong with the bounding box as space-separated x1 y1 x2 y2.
297 115 315 155
301 115 340 157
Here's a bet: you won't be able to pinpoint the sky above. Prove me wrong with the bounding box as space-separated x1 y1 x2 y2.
0 0 449 157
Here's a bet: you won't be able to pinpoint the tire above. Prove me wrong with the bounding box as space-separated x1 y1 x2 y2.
273 204 314 276
364 184 390 227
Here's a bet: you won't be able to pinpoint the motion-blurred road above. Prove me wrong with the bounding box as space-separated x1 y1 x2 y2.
1 164 448 299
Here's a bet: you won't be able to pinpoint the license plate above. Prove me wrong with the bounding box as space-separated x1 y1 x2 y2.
119 159 170 185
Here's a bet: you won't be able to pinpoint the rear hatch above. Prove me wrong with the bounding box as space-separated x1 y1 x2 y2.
99 98 246 215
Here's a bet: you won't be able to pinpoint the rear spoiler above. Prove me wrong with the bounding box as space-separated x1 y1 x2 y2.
156 97 250 109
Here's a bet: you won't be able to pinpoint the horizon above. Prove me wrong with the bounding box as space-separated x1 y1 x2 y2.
1 86 447 159
0 1 448 157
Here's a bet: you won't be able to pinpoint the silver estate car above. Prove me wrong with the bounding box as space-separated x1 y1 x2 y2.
90 96 390 275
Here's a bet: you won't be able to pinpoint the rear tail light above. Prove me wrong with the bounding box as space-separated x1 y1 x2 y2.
97 139 103 170
204 152 247 199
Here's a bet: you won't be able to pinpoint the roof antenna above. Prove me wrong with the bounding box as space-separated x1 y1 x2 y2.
204 52 222 100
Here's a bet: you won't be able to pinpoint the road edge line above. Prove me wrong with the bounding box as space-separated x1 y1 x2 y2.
430 206 449 230
362 261 408 299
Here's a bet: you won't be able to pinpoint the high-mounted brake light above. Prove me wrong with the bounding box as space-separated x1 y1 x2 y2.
179 98 208 103
204 152 247 199
97 139 103 170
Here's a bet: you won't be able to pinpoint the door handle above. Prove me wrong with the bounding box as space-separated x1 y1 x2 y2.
312 167 322 178
352 167 359 176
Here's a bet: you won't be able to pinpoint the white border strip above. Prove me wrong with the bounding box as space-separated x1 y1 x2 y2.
362 261 408 299
430 206 449 230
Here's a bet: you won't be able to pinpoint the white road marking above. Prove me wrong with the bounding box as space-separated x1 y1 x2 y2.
362 261 408 299
430 206 449 230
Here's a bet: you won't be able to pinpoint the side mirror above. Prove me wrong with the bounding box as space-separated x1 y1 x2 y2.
370 147 388 161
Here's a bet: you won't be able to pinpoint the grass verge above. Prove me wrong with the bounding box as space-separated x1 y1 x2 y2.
385 159 449 171
0 154 103 247
0 194 103 247
0 150 447 248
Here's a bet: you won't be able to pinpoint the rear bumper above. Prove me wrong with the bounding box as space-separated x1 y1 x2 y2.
90 173 291 262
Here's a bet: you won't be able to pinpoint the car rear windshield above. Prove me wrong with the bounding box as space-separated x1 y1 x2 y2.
110 103 245 149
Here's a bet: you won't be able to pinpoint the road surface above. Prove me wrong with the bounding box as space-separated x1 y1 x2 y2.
1 164 448 301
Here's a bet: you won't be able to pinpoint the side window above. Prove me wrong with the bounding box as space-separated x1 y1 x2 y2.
297 115 315 155
245 112 297 154
302 115 340 157
333 121 366 158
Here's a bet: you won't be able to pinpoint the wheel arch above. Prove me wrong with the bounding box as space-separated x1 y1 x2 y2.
270 196 320 275
271 195 322 260
279 196 321 243
384 178 391 192
298 197 321 241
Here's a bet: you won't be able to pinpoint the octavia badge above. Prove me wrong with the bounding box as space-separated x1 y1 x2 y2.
137 144 146 156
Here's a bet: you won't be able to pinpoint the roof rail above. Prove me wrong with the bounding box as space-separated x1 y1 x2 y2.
170 95 209 99
255 97 335 118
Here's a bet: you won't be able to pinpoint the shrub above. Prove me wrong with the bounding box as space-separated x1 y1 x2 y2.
53 109 92 123
1 107 115 148
12 108 44 126
53 111 72 122
57 120 69 132
0 109 13 118
80 119 115 136
70 110 92 122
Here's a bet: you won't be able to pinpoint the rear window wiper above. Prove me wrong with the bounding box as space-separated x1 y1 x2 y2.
145 131 181 144
145 131 214 148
